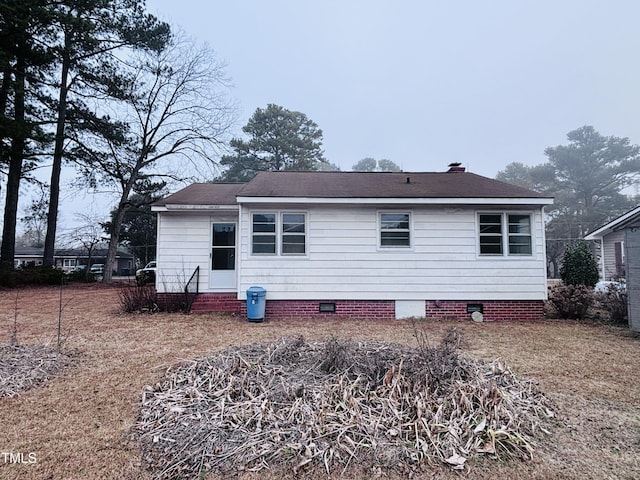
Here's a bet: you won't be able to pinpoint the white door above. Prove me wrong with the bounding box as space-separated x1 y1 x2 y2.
210 223 236 290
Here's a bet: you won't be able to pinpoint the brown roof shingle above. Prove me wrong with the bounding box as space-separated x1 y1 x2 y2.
154 171 552 207
154 183 244 206
238 171 550 199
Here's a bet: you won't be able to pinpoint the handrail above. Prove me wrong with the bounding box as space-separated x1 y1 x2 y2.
184 265 200 312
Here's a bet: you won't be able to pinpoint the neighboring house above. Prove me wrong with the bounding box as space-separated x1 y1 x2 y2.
585 205 640 332
152 167 553 321
13 246 45 269
585 205 640 280
14 247 135 275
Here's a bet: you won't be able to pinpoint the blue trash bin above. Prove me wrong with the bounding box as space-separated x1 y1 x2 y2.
246 286 266 322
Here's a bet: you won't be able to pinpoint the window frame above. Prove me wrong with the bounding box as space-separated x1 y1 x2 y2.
507 213 533 256
477 212 534 257
478 213 504 255
280 212 307 256
378 211 412 249
251 212 277 255
63 258 77 268
250 211 308 257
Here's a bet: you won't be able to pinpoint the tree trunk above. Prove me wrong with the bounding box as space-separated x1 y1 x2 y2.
0 57 26 271
43 38 71 267
102 174 138 283
103 200 127 284
0 61 11 116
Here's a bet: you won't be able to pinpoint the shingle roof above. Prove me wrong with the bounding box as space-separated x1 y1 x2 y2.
153 171 552 207
238 171 550 199
154 183 245 206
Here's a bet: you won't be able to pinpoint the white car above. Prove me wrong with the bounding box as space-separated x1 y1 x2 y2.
136 261 157 283
90 264 104 275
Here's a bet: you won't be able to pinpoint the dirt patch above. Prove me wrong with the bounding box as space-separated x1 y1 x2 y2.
0 284 638 479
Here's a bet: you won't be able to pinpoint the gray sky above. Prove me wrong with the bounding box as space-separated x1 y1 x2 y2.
147 0 640 177
6 0 640 238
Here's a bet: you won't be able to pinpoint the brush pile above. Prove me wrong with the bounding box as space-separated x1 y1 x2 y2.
0 344 72 397
135 329 555 478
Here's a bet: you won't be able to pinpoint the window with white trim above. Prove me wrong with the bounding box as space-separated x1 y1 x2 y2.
251 212 307 256
281 213 306 255
479 213 532 256
507 214 532 255
252 213 276 254
63 259 77 268
380 212 411 247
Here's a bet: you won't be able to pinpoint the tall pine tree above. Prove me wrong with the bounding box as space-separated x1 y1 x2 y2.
0 0 54 270
219 104 326 182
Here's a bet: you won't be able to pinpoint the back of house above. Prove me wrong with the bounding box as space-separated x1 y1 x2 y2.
152 167 553 321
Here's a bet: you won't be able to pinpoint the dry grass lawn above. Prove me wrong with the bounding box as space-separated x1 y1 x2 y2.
0 283 638 480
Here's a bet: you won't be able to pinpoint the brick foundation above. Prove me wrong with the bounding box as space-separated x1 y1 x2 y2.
261 299 396 319
179 293 545 321
188 294 395 319
425 300 544 322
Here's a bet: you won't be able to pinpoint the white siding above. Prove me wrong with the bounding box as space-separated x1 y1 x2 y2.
237 204 548 301
156 205 548 300
156 212 237 293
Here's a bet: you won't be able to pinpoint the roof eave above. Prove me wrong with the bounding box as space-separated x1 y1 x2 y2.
236 196 554 206
584 205 640 239
152 204 239 212
584 228 608 240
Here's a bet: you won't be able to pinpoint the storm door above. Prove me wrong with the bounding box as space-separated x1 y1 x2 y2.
210 223 236 290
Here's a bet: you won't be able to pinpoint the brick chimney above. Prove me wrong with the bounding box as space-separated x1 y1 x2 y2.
447 162 465 172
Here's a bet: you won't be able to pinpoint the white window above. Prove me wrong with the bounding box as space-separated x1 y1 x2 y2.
507 214 532 255
251 212 307 256
281 213 306 255
251 213 276 255
479 213 532 256
380 212 411 247
479 213 503 255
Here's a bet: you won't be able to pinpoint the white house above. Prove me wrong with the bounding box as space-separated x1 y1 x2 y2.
152 167 553 321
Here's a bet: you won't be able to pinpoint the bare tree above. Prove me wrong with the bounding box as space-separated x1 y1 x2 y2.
71 36 236 282
64 213 106 280
19 184 49 247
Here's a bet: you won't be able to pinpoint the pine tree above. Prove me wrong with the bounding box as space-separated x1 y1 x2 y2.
0 0 55 270
219 104 326 182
